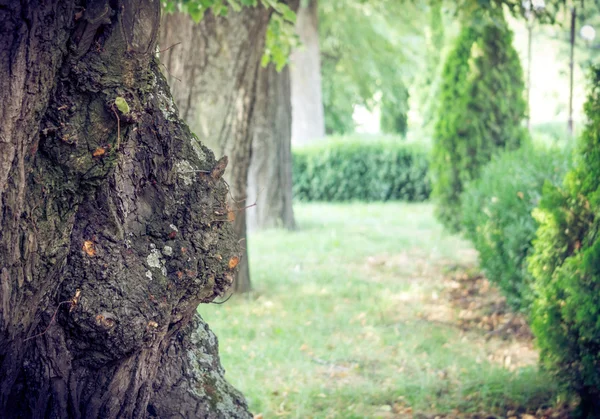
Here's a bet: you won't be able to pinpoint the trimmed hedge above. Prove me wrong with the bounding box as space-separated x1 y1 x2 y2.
461 145 572 311
529 66 600 415
292 137 430 202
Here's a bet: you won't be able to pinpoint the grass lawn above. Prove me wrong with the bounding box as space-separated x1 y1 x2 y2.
199 203 560 418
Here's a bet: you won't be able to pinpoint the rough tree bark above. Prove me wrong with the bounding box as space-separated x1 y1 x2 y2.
0 1 249 417
290 0 325 145
246 64 296 231
160 4 297 291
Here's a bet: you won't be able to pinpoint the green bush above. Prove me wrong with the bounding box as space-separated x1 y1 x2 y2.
529 66 600 416
461 145 572 311
292 136 430 202
432 10 528 232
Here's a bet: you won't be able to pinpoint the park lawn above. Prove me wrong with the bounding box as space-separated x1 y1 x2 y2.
199 203 560 418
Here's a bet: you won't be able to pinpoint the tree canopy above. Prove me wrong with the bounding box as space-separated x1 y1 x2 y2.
318 0 428 134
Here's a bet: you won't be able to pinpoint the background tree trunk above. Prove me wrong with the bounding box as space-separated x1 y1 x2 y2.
161 3 298 289
247 64 296 231
290 0 326 145
161 9 271 293
0 1 248 417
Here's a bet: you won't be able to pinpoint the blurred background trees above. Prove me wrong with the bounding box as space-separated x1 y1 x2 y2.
290 0 326 144
159 0 600 414
317 0 426 136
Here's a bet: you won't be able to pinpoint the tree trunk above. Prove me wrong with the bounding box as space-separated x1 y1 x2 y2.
160 4 297 289
0 1 249 417
247 64 296 231
290 0 325 145
160 9 271 293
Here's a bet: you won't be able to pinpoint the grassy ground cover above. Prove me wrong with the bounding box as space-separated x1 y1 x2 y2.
200 203 561 418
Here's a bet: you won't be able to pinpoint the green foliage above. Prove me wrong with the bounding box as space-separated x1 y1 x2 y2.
262 8 299 71
432 10 528 232
412 0 449 131
461 145 572 311
318 0 426 134
380 79 409 137
320 57 357 134
529 66 600 414
531 121 582 145
162 0 296 70
292 136 430 202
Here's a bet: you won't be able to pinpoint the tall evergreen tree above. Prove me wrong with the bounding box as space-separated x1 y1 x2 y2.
432 9 528 231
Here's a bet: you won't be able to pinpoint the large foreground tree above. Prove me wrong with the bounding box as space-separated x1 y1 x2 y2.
0 1 250 417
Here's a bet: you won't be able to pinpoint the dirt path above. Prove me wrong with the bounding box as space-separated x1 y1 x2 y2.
360 249 570 419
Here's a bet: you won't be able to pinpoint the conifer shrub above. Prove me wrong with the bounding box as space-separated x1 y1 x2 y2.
292 137 430 202
529 67 600 416
461 145 572 311
432 11 528 231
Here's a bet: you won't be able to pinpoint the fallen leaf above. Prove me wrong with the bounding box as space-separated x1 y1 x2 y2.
228 256 240 269
92 147 106 158
228 210 236 222
82 240 96 256
211 155 228 180
114 96 130 114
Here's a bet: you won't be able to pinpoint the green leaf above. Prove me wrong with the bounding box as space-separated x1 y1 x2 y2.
188 6 205 22
282 6 296 23
260 53 270 68
115 97 130 115
228 0 241 12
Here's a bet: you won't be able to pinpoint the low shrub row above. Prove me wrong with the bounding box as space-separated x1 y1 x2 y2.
459 67 600 414
292 137 430 202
